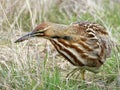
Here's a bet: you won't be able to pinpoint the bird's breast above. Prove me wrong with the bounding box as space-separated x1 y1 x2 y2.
50 38 103 67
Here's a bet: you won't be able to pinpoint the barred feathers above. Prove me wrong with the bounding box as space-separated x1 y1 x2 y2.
49 22 113 68
15 21 114 69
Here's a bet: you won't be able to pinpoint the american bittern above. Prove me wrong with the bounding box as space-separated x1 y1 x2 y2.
15 21 113 80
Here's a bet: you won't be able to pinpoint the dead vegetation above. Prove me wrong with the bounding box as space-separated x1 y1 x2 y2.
0 0 120 90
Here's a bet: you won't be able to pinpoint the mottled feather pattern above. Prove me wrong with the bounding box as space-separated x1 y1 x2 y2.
49 22 113 68
15 21 114 75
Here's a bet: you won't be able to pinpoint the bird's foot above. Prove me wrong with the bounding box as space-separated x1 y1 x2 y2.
66 67 85 80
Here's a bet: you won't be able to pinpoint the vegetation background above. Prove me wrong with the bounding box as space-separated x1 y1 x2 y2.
0 0 120 90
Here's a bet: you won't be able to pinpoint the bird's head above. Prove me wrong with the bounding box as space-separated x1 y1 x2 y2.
15 22 53 43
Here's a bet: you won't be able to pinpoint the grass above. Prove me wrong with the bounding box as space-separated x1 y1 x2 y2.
0 0 120 90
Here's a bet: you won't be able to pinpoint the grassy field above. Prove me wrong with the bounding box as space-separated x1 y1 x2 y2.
0 0 120 90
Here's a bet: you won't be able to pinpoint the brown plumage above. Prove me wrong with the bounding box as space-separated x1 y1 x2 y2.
15 21 113 80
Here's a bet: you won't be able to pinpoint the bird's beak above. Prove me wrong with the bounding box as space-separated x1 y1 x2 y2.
15 25 50 43
15 30 44 43
14 31 35 43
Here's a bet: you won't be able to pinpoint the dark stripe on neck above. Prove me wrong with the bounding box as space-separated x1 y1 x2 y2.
51 36 72 40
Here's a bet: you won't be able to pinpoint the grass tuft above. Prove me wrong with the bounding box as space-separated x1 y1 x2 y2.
0 0 120 90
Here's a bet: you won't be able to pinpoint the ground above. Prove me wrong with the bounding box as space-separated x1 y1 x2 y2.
0 0 120 90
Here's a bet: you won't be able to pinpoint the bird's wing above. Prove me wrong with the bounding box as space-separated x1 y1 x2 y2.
70 21 113 62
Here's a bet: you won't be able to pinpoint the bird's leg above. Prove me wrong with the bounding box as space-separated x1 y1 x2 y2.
66 66 99 80
80 69 85 80
66 68 78 79
74 68 85 80
76 67 85 80
66 67 86 80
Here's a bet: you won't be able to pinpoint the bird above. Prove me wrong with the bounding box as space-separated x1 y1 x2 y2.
15 21 114 80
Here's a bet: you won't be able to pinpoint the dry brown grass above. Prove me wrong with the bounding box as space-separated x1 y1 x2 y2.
0 0 120 90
